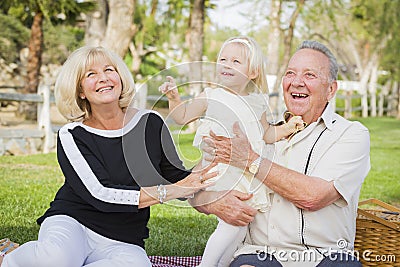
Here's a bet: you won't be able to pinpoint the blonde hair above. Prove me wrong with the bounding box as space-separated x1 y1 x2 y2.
217 36 268 93
54 46 135 122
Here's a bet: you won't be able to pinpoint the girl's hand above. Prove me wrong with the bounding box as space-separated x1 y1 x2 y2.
158 76 180 101
174 162 218 198
285 115 306 133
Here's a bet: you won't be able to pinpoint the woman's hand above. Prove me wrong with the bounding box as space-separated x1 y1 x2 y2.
139 162 218 208
202 122 259 170
158 76 180 101
173 162 218 198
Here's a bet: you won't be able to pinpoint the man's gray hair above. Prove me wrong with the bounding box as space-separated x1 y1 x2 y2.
297 40 338 81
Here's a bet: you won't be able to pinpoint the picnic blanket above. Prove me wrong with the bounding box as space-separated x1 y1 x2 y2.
149 256 202 267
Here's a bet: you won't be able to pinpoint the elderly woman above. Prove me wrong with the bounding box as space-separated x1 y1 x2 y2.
0 46 215 267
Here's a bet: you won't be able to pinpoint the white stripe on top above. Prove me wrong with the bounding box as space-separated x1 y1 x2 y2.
58 109 159 206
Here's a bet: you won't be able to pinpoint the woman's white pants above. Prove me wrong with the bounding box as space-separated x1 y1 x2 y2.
2 215 151 267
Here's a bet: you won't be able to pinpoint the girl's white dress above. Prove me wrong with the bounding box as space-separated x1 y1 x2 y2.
194 87 273 267
193 87 272 212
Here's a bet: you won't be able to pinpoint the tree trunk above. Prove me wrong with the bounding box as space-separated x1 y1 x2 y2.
128 42 156 76
84 0 108 46
102 0 136 57
388 81 398 117
344 90 353 119
25 11 43 94
368 60 378 117
20 11 44 120
348 38 363 78
128 0 156 76
378 81 390 117
185 0 205 133
188 0 205 96
397 82 400 119
270 0 305 116
129 42 142 75
150 0 158 16
360 59 373 118
266 0 281 76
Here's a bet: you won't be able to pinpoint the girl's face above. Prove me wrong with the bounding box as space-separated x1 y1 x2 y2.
80 59 122 109
217 43 255 94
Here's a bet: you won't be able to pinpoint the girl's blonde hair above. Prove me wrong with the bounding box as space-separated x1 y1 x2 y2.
217 36 268 93
54 46 135 122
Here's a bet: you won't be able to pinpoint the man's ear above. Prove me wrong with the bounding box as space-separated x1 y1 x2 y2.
327 80 338 101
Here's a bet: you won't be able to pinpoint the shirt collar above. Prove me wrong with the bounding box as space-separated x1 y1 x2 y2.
316 101 335 130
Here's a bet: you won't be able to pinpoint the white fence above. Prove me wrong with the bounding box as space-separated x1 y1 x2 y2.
0 79 397 155
335 80 397 118
0 85 55 154
0 83 148 155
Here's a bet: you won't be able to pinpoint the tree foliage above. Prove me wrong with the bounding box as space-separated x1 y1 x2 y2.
351 0 399 77
0 0 94 93
0 14 29 63
1 0 399 85
42 23 85 64
1 0 95 120
351 0 400 81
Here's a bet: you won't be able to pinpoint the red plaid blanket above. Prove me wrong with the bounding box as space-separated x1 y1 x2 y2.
149 256 202 267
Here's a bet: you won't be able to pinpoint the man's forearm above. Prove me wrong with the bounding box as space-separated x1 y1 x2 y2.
190 199 213 217
255 158 341 211
188 190 213 214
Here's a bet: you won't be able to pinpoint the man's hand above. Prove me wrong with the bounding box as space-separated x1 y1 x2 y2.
202 122 259 170
190 190 257 226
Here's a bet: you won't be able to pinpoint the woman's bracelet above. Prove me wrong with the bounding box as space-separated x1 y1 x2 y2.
157 184 167 204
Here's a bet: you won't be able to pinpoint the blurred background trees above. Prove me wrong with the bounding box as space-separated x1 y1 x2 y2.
0 0 399 118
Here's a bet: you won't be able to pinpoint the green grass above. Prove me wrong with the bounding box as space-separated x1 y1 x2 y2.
354 117 400 205
0 154 62 242
147 202 217 256
0 117 399 256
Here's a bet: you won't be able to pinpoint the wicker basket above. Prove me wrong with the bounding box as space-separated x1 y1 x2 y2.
354 198 400 266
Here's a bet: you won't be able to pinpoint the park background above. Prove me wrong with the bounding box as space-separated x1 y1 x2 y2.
0 0 399 258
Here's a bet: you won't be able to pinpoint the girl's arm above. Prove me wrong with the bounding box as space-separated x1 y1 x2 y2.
159 76 207 125
260 112 305 143
260 112 286 143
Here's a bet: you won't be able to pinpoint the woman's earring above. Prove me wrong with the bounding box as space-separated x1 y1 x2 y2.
80 96 85 99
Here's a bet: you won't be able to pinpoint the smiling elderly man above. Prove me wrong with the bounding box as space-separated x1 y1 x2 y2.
193 40 370 267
